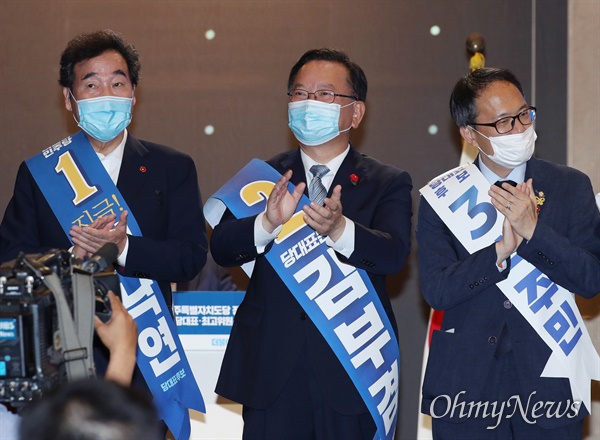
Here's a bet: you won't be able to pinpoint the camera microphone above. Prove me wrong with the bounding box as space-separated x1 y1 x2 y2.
81 243 119 274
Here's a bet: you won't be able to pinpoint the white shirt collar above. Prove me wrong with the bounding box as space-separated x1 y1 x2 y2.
300 145 350 191
478 155 527 185
95 129 128 184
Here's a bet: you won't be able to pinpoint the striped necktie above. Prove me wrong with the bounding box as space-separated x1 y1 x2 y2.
309 164 329 205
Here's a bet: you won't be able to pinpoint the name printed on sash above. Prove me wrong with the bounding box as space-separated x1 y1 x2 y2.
508 255 582 356
291 247 399 431
122 279 181 377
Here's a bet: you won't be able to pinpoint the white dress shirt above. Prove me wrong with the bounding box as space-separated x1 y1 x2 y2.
254 145 356 258
92 130 129 265
479 159 527 271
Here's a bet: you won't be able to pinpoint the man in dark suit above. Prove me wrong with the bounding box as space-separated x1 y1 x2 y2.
0 31 207 417
418 67 600 439
211 48 412 439
0 29 207 307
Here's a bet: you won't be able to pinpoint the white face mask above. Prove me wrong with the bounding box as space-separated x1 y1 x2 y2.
288 100 353 146
70 90 133 142
473 125 537 169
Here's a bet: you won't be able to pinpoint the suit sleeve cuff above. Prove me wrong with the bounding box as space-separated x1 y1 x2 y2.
326 217 354 258
497 258 508 272
254 212 281 254
116 236 129 266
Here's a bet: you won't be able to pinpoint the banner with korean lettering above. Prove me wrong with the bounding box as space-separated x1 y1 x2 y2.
26 131 205 440
204 159 400 440
174 291 245 350
420 163 600 413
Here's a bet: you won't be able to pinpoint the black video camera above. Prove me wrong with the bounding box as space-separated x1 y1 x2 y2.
0 246 120 405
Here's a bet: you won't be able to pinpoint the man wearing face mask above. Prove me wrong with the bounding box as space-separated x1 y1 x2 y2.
211 48 412 439
0 30 207 383
0 28 206 294
417 68 600 439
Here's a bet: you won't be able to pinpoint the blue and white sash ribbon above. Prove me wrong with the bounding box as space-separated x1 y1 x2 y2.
204 159 400 440
26 131 205 440
420 163 600 413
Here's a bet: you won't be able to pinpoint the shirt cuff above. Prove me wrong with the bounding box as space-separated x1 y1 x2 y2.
326 217 355 258
116 236 129 266
497 259 508 272
254 212 282 254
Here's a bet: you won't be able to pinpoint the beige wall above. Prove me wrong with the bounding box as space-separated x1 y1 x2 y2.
568 0 600 193
569 3 600 439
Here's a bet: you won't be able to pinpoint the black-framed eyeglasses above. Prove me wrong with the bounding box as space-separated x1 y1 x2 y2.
288 88 358 104
469 106 537 134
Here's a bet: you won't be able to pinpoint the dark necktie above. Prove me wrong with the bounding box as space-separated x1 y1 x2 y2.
309 164 329 205
494 179 518 189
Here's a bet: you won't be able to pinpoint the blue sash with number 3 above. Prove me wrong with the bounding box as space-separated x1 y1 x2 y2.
26 131 204 440
420 162 600 414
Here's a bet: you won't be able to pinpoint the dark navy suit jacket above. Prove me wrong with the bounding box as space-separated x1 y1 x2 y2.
211 146 412 414
417 156 600 428
0 133 208 307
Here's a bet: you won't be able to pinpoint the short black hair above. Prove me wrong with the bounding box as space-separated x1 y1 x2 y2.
449 67 525 127
19 379 161 440
287 48 368 102
59 29 141 89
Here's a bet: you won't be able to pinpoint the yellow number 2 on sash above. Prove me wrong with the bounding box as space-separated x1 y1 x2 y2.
55 151 99 205
240 180 306 244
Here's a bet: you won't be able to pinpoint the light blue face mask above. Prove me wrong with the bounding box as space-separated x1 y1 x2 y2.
288 99 353 146
71 91 133 142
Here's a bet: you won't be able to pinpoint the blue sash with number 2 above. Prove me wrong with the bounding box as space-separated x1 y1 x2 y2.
204 159 400 440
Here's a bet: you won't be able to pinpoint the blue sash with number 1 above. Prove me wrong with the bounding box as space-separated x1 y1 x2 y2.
204 159 400 440
26 131 204 440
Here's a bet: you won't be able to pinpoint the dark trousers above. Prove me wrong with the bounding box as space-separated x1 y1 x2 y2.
241 343 376 440
432 416 583 440
431 352 583 440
